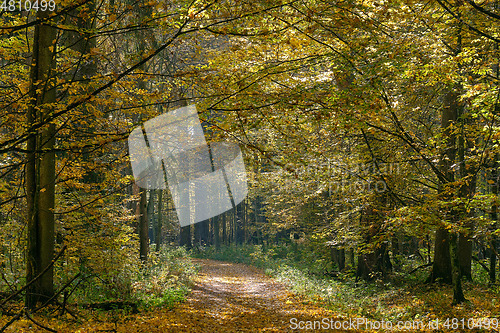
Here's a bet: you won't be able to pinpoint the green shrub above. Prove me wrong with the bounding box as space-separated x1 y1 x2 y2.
71 245 196 310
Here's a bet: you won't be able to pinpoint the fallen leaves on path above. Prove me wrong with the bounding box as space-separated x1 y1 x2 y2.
1 259 347 332
112 259 343 332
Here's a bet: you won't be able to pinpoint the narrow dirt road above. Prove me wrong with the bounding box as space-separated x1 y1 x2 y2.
118 259 344 332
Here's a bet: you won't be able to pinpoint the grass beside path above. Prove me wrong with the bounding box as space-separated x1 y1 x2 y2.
194 244 500 332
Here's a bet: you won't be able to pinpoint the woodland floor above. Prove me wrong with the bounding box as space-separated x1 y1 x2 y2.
99 259 342 332
1 259 342 332
3 260 499 332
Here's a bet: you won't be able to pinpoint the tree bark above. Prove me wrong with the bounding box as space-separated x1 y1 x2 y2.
331 247 345 271
458 233 472 281
25 8 57 309
222 212 227 245
147 189 157 246
489 155 499 283
194 220 202 248
429 88 458 285
213 216 220 250
491 238 497 284
180 225 192 249
195 219 209 247
136 186 148 262
450 232 466 304
356 199 392 281
155 189 163 251
429 229 452 283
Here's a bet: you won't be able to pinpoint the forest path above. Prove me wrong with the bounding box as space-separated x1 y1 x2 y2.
117 259 343 332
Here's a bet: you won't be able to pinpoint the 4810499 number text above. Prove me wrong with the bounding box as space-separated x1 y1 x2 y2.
1 0 55 11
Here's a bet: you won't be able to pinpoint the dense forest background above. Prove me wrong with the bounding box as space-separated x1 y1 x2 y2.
1 0 500 330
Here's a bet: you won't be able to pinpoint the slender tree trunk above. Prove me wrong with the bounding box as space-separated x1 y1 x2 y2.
489 157 498 283
209 218 214 246
356 199 392 281
38 113 56 298
25 96 39 310
235 201 244 244
331 247 345 271
147 189 157 245
136 187 148 262
429 89 459 285
450 232 466 304
243 198 247 244
156 189 163 251
231 208 235 244
222 212 227 245
180 225 191 249
214 216 220 250
458 233 472 281
347 248 355 270
457 94 475 282
200 219 209 246
194 220 203 248
391 235 400 271
491 0 500 284
133 0 154 261
25 8 57 309
490 238 497 284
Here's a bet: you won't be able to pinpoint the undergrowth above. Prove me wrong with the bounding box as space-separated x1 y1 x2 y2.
0 246 198 332
1 245 197 313
76 245 197 310
195 243 500 324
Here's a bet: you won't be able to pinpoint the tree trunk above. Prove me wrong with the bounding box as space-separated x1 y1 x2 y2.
243 198 247 244
222 212 227 245
331 247 345 271
197 219 210 246
429 88 459 285
490 238 497 284
235 201 244 244
194 220 210 248
147 189 157 246
489 155 499 283
458 233 472 281
356 199 392 281
391 235 400 271
214 216 220 250
429 228 452 283
25 8 57 309
38 112 56 299
136 187 148 262
346 248 355 270
356 243 391 281
180 225 192 249
155 189 163 251
450 232 466 304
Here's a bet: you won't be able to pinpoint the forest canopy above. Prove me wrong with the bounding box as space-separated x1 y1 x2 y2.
0 0 499 330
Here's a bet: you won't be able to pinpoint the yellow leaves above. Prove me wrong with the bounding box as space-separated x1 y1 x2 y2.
288 37 301 49
89 47 100 56
188 8 197 20
18 81 29 95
